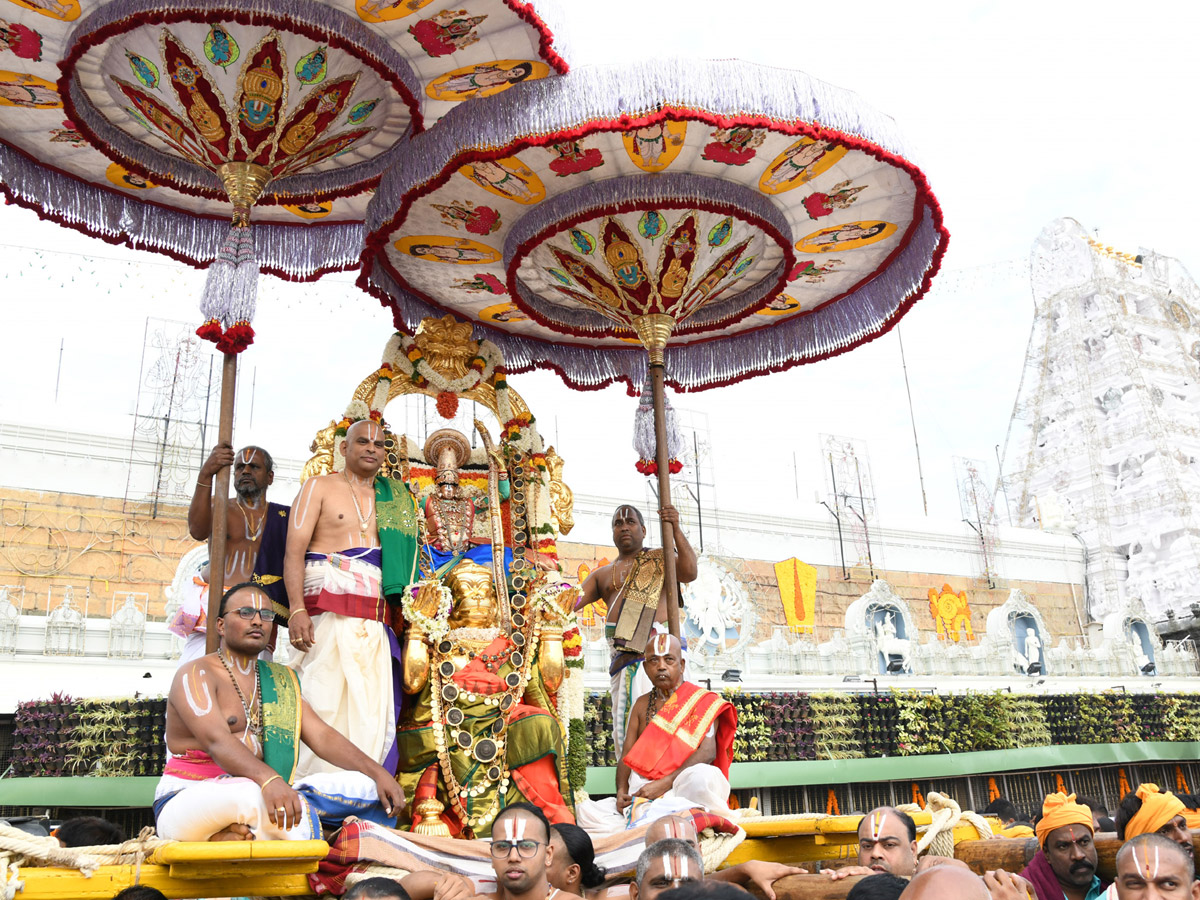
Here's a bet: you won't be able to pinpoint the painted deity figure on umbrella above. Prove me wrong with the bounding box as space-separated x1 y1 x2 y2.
284 417 420 778
155 582 405 842
395 560 577 838
179 443 289 662
576 633 736 835
577 504 697 752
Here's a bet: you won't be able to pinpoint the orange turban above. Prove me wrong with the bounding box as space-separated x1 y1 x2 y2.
1125 783 1186 840
1036 792 1094 845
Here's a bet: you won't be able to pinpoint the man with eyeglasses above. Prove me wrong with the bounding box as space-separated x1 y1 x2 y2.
155 582 405 842
480 803 583 900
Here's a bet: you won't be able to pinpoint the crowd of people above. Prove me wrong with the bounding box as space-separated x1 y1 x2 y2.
8 433 1197 900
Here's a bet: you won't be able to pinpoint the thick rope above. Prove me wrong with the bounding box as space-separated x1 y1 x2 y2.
2 860 22 900
699 825 746 873
897 792 994 858
0 823 172 885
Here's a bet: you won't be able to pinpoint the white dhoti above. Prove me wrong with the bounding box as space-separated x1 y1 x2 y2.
290 550 396 778
154 770 381 841
575 763 732 836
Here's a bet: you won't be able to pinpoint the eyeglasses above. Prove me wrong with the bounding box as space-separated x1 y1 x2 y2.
490 839 542 859
226 606 278 624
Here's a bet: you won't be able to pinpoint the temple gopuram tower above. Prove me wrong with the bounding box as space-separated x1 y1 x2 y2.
1003 218 1200 629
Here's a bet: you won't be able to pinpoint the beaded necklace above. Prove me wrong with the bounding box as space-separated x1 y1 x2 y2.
218 648 262 739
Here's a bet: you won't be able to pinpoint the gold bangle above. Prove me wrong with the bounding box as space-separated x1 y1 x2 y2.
260 774 282 792
197 481 212 488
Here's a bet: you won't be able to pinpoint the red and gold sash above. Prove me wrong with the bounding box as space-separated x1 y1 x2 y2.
622 681 737 780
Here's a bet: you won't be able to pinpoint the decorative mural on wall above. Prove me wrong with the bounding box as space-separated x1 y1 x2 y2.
775 556 816 634
927 583 974 641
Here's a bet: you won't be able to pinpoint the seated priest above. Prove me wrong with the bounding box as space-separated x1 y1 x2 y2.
1019 793 1105 900
577 634 736 835
155 582 405 841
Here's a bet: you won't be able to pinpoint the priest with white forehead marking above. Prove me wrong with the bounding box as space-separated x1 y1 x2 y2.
576 503 698 753
184 441 290 663
576 633 737 835
283 416 421 778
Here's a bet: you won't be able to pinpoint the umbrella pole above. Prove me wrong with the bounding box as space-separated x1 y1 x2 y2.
633 313 681 639
648 360 681 639
205 351 238 653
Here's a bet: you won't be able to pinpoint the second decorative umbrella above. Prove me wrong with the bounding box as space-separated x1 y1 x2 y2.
358 59 949 636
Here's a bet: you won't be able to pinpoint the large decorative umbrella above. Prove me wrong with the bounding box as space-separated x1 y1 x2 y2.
358 59 948 636
0 0 571 644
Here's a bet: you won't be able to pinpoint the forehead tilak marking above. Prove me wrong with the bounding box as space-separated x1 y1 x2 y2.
661 855 673 882
869 811 888 840
654 634 670 657
1138 844 1160 880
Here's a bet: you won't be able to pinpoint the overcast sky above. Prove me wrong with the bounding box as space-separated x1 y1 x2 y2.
3 1 1197 540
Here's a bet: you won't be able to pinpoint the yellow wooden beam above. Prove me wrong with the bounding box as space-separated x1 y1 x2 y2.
149 838 329 865
15 865 315 899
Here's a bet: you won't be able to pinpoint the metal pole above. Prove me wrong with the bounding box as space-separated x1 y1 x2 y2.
793 451 799 499
151 346 182 519
827 454 848 579
649 362 681 639
205 352 238 653
972 486 992 586
897 328 929 516
820 500 848 581
54 339 64 403
855 457 875 579
693 431 703 555
201 355 213 455
995 443 1013 525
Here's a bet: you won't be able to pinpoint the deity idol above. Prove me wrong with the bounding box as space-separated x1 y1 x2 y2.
395 560 576 837
421 428 512 576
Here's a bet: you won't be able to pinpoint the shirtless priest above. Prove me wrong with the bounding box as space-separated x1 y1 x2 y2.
576 504 697 752
284 418 420 777
576 633 736 835
155 582 405 842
